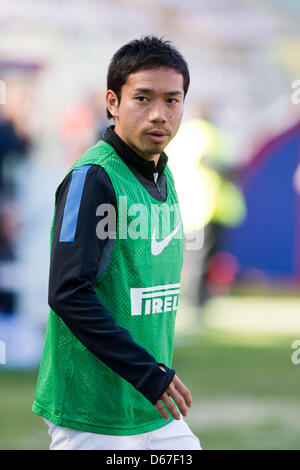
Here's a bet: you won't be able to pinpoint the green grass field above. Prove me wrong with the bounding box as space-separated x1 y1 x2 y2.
174 329 300 449
1 296 300 449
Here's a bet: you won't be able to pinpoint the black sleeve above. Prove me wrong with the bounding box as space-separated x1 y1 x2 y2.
48 164 175 405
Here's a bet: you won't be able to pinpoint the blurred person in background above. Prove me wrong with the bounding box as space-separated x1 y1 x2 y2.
32 35 202 450
0 77 31 198
0 198 20 314
197 167 246 305
0 114 31 197
0 78 31 315
195 111 246 305
166 106 246 306
60 90 110 168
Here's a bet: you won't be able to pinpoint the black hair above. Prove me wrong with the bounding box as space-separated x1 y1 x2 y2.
106 35 190 119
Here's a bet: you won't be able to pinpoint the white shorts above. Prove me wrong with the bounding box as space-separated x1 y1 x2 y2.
43 416 202 450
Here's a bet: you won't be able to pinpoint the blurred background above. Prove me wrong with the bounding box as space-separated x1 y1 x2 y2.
0 0 300 450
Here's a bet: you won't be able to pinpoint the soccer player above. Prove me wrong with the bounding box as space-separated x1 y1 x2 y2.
32 35 202 450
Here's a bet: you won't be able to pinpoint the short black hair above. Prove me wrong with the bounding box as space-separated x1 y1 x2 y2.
106 35 190 119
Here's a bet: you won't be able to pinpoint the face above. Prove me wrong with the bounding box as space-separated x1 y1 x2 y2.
106 66 184 162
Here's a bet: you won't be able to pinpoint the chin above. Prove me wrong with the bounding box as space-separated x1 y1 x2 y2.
146 146 165 156
135 139 166 158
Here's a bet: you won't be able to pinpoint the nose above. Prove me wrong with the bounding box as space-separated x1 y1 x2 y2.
148 100 167 123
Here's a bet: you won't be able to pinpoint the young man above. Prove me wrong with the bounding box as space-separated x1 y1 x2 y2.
32 35 202 450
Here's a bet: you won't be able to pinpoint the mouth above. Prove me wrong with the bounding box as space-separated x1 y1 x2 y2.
145 130 169 143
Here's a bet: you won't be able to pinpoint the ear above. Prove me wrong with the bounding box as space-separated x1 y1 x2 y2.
105 90 119 119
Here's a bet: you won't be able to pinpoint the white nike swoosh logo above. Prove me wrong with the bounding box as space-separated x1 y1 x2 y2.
151 222 182 256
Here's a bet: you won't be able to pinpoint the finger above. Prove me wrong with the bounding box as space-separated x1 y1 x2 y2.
168 388 188 417
160 393 181 420
172 377 192 407
155 401 170 420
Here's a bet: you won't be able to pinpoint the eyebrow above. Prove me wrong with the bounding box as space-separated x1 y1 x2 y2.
133 88 183 96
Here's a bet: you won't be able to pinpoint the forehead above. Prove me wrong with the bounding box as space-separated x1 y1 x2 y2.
123 67 184 94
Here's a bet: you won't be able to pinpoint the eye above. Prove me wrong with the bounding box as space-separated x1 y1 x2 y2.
135 96 148 102
167 98 178 104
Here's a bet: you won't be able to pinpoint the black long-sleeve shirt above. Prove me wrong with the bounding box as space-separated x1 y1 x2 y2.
48 125 176 405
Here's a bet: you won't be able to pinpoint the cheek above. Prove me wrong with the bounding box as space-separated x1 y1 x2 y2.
169 113 182 129
119 106 135 129
123 102 141 121
169 105 183 119
129 110 145 130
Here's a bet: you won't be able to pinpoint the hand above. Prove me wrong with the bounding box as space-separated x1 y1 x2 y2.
155 365 192 421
